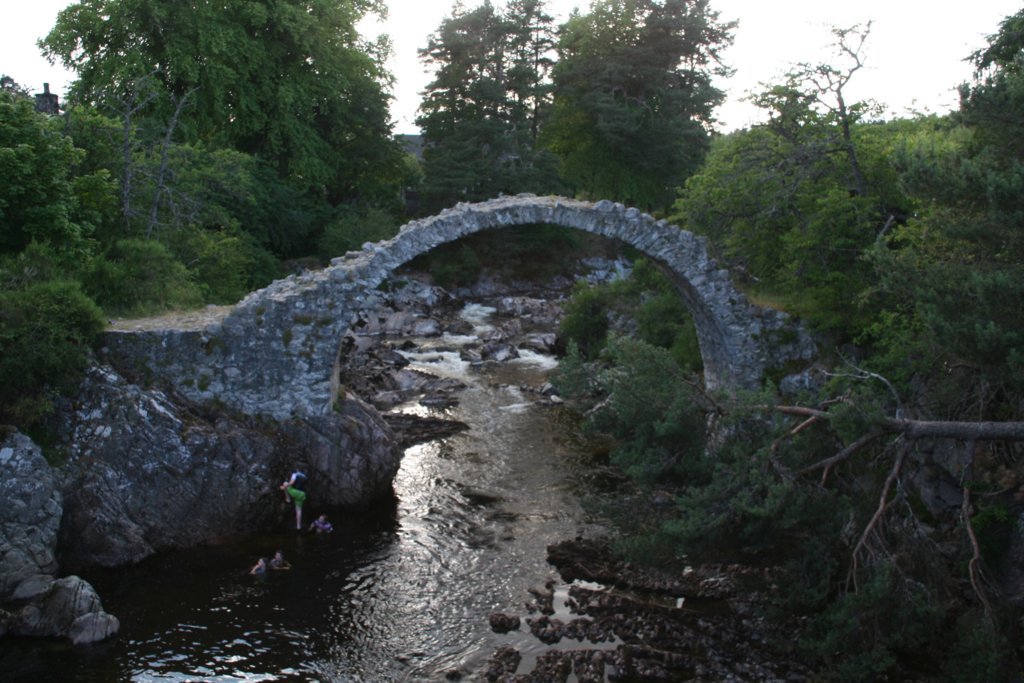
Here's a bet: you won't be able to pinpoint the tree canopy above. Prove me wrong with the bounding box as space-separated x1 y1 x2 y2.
41 0 404 204
543 0 733 210
0 92 91 255
416 0 562 212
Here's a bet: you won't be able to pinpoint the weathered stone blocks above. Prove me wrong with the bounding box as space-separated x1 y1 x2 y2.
101 195 816 420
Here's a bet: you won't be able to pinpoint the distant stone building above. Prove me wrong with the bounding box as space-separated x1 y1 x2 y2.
34 83 60 114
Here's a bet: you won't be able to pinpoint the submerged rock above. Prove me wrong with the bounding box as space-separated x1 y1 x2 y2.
484 645 521 681
479 341 519 362
382 414 469 449
488 611 520 633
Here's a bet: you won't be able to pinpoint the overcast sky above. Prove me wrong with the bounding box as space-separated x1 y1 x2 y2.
3 1 1020 134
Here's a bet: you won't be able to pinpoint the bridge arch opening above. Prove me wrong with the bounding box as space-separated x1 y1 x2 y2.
332 195 802 398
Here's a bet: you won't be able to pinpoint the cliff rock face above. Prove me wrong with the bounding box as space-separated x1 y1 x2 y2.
0 431 60 594
0 431 119 644
1 357 401 645
47 365 401 572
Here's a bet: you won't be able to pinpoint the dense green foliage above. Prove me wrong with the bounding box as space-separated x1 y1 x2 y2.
553 11 1024 680
0 278 105 425
416 0 563 212
81 238 203 315
556 335 705 486
407 224 583 289
0 0 417 426
543 0 732 210
671 24 912 340
318 206 399 261
5 3 1024 676
41 0 404 205
416 0 732 212
0 94 97 255
557 257 701 371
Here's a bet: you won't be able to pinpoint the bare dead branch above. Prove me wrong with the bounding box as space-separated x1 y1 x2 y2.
960 440 995 623
825 356 906 418
113 74 160 233
146 87 198 238
887 419 1024 441
849 447 906 592
801 429 888 486
772 404 829 419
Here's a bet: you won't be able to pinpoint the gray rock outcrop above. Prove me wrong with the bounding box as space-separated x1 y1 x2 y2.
12 576 120 644
46 364 402 572
0 431 119 644
0 432 60 594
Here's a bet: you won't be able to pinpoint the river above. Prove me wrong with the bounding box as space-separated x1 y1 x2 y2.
2 302 618 682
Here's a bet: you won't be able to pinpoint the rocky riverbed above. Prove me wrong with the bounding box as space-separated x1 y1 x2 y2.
481 537 811 682
330 274 814 681
0 263 606 648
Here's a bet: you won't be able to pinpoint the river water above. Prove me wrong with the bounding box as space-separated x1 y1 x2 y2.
3 303 617 682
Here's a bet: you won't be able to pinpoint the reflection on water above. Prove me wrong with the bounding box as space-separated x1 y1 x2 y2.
1 303 611 682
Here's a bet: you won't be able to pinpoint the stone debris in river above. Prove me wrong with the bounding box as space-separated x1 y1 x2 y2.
478 340 520 362
488 611 521 633
478 537 813 681
525 580 555 615
382 413 469 449
484 645 521 680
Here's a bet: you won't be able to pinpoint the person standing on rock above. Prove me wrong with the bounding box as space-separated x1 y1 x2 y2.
281 477 307 530
285 469 307 492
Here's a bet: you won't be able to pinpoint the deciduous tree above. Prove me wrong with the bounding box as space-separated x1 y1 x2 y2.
0 91 91 255
672 24 913 338
42 0 404 205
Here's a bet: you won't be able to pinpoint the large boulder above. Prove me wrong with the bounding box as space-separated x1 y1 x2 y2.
48 365 280 570
10 576 119 644
278 394 404 507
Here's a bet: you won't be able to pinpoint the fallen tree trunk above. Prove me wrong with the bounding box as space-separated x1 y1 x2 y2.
773 405 1024 442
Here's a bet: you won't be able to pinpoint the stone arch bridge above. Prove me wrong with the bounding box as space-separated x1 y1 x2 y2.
103 195 814 420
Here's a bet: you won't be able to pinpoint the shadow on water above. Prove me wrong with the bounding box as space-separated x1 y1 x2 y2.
2 497 405 682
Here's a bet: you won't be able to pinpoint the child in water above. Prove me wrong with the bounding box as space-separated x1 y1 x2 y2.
309 513 333 533
270 550 291 570
249 557 268 575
